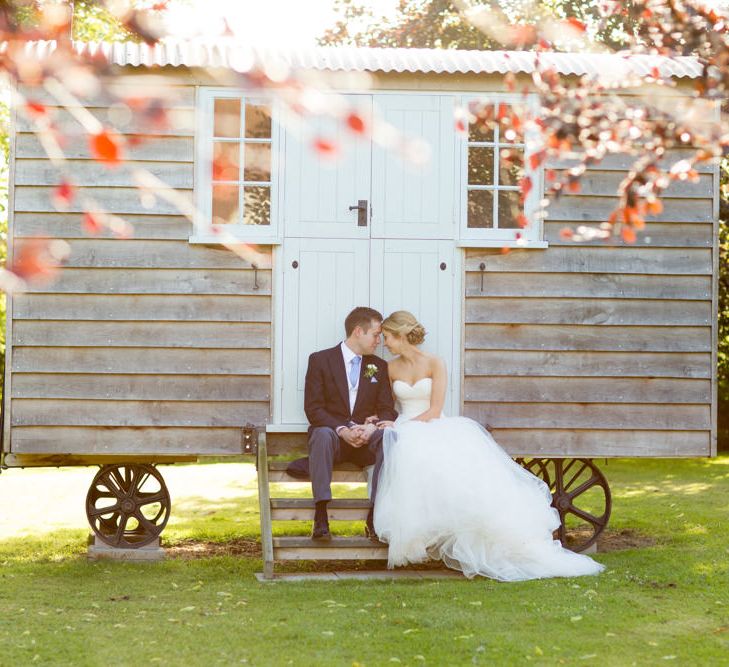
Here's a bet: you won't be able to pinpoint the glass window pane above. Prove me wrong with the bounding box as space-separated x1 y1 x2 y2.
214 98 241 138
467 189 493 228
498 190 522 229
468 147 494 186
245 102 272 138
243 143 271 182
212 141 240 181
212 184 240 224
468 103 494 142
499 149 524 186
243 186 271 226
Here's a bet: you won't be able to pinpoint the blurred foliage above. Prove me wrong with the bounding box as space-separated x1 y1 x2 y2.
71 0 136 42
13 1 136 42
322 0 729 449
719 163 728 451
0 1 131 401
320 0 641 49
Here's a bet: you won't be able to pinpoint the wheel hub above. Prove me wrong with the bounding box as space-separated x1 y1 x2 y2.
121 498 135 513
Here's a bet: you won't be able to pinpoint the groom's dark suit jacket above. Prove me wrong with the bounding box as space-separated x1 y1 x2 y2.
304 345 398 434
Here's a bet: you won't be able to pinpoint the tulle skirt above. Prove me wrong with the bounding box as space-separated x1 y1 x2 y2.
373 416 605 581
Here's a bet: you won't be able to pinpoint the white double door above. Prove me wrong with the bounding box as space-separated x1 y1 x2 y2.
278 93 460 424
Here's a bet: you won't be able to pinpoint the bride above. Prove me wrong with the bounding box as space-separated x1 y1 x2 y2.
372 310 605 581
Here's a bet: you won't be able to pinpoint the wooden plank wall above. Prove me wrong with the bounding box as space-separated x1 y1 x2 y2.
463 154 715 457
7 81 272 457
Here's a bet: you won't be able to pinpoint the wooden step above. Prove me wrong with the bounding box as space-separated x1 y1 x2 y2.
271 498 370 521
272 536 388 560
268 460 370 483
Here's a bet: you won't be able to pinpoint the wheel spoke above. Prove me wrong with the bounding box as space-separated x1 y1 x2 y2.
564 461 589 491
133 509 158 535
552 459 564 496
113 514 129 545
557 510 567 543
110 468 128 494
567 474 602 500
136 471 151 492
137 491 166 506
88 504 121 517
100 474 125 499
567 505 604 527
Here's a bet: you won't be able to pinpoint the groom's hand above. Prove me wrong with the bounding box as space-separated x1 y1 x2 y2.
340 426 366 448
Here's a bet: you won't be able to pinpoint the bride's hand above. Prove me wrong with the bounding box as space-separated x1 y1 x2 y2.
376 420 396 429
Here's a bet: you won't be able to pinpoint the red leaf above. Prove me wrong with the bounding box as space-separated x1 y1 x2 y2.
11 237 69 284
455 118 467 134
90 130 122 167
545 169 556 181
497 103 509 121
516 214 529 229
559 227 574 240
83 212 103 235
529 151 546 170
52 181 74 209
646 199 663 215
567 179 581 194
519 176 533 198
621 226 637 244
25 101 47 117
313 137 338 157
346 112 367 135
565 18 587 32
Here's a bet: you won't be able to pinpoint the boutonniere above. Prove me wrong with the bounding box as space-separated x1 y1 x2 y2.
364 363 378 381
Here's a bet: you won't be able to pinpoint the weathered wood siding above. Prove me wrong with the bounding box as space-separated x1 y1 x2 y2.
7 81 271 458
463 154 716 457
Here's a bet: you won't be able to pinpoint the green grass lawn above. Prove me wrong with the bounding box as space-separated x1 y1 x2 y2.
1 457 728 666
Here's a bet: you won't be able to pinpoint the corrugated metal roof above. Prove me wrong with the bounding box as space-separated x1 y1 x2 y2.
14 40 703 79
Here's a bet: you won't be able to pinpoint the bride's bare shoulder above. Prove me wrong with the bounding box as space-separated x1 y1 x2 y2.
387 356 404 374
425 353 447 373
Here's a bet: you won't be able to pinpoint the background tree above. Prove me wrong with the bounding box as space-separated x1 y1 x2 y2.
320 0 640 50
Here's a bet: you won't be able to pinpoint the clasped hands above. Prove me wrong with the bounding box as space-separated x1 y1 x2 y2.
340 415 395 447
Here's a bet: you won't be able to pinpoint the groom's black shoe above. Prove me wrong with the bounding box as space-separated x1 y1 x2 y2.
311 502 331 541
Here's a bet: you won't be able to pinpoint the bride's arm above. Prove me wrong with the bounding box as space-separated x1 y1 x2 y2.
411 356 447 422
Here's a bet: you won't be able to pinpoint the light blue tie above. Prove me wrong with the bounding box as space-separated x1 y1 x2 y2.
349 356 361 388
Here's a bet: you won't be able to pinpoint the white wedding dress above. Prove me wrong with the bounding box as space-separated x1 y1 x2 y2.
373 378 605 581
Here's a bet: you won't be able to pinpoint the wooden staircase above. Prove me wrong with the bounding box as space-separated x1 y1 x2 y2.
257 427 388 578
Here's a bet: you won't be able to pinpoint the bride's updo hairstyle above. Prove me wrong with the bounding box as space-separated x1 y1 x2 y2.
382 311 426 345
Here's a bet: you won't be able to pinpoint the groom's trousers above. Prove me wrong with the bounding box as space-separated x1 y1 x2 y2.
308 427 385 504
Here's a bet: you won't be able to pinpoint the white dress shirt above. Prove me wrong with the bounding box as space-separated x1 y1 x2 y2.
340 341 361 414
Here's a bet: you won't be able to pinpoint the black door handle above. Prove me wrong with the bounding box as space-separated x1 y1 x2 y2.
349 199 368 227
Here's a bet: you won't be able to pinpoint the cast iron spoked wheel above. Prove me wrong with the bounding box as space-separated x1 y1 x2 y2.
516 457 611 553
545 458 611 553
85 463 171 549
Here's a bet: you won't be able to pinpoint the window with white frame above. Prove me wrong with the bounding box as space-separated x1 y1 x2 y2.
460 96 542 244
195 89 277 240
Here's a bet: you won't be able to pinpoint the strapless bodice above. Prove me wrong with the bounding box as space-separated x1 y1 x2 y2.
393 378 433 421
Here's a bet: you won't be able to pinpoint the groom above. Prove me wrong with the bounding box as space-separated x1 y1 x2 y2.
304 306 398 541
